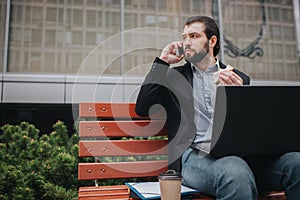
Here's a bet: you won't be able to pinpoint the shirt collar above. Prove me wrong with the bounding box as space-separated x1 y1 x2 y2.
191 58 219 74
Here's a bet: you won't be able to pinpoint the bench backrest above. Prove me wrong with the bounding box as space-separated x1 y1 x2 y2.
78 102 168 181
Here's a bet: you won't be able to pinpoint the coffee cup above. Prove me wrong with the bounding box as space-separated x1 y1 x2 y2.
158 170 182 200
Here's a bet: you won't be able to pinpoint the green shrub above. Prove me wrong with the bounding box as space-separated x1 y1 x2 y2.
0 121 79 200
0 120 166 199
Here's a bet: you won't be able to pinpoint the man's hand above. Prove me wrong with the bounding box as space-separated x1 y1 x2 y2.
218 70 243 85
159 41 184 64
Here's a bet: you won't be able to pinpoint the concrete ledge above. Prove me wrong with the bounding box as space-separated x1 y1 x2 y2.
1 73 300 104
252 80 300 86
3 73 65 83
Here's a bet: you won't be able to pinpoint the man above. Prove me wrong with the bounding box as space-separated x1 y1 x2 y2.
135 15 300 199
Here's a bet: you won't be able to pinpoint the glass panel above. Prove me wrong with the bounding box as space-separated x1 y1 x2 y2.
73 9 83 26
86 10 96 28
7 0 120 73
86 0 96 7
45 30 56 45
45 52 55 71
32 6 43 23
285 44 297 60
86 32 95 46
31 29 42 45
72 31 82 45
269 25 282 40
47 7 57 23
146 0 156 11
30 51 41 72
97 10 103 27
282 7 294 22
222 0 300 80
269 7 281 22
0 0 6 71
5 0 299 80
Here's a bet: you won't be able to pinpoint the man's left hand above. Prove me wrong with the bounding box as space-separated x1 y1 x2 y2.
218 70 243 86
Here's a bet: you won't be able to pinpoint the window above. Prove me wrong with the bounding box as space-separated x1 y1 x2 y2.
1 0 298 80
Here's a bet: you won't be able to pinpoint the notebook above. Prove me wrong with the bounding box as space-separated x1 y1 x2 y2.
208 86 300 158
125 182 198 199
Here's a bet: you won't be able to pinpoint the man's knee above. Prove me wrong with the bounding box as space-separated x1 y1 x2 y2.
280 152 300 176
283 153 300 186
215 156 258 198
279 152 300 199
215 156 256 186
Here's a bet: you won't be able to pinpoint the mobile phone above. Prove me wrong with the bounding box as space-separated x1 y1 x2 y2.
178 46 184 56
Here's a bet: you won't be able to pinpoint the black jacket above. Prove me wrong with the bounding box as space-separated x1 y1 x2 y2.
135 57 250 172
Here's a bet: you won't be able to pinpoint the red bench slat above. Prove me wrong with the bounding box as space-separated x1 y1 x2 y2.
78 160 168 180
79 140 168 157
79 120 166 138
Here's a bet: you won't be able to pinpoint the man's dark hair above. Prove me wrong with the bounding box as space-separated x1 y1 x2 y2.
185 15 220 57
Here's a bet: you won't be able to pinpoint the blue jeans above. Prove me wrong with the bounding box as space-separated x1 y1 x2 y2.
181 148 300 200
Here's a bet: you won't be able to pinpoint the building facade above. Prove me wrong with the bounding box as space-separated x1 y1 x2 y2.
0 0 300 132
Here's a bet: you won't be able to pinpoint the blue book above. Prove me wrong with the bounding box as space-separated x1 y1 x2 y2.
125 182 199 200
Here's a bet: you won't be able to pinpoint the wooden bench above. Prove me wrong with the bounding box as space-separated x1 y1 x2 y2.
78 102 286 200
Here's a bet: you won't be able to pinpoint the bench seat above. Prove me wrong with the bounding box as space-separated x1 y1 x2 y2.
78 102 285 200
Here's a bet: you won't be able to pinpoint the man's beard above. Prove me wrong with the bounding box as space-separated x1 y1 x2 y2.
185 41 209 64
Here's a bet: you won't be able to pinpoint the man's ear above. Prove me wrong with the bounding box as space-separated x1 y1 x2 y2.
210 35 217 47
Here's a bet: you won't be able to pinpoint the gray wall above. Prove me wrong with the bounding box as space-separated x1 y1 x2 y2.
0 74 143 103
1 74 300 104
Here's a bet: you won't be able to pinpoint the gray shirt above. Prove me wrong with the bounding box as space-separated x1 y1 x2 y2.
192 62 219 145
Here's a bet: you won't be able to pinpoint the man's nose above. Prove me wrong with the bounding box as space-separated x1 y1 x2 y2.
184 39 192 48
183 39 192 48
